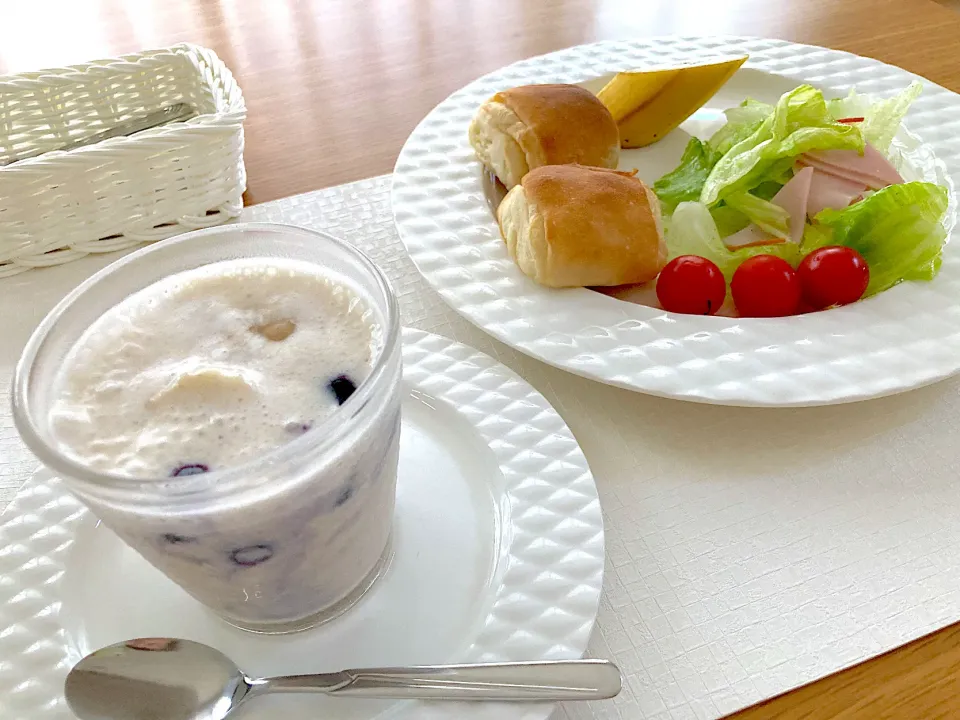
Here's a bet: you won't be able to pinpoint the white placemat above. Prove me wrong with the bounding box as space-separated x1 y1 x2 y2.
4 175 960 720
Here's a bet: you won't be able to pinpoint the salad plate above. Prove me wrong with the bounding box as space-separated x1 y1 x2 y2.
0 329 604 720
392 36 959 406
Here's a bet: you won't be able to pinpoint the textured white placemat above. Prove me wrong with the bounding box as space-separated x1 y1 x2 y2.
4 176 960 720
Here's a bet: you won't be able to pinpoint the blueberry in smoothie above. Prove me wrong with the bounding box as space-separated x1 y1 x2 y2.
230 544 275 567
172 464 209 476
327 375 357 405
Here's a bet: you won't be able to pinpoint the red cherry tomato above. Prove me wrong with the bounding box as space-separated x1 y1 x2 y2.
656 256 726 315
731 255 801 317
797 246 870 310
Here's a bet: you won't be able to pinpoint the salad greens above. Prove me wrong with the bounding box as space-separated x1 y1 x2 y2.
653 84 867 210
828 82 923 153
710 205 752 237
808 182 948 295
724 191 791 240
652 138 719 213
700 85 864 205
652 80 949 300
709 98 772 155
667 202 802 282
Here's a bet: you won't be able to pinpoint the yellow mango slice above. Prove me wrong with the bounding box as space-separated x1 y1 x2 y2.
596 68 679 123
597 56 749 149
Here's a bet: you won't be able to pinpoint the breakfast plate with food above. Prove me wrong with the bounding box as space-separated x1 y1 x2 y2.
392 36 958 406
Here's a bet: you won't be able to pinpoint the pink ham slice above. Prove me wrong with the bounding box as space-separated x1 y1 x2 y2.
799 143 904 190
799 155 886 190
771 165 813 244
806 170 868 218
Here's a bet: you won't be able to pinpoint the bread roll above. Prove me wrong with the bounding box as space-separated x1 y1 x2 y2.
468 84 620 189
497 164 666 288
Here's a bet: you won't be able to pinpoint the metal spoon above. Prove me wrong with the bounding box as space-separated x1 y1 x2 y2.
65 638 622 720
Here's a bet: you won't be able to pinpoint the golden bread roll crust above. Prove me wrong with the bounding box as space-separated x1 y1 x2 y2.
468 83 620 189
497 164 666 288
495 84 620 169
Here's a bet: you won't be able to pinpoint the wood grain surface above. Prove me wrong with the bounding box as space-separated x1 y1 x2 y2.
4 1 960 717
2 0 959 204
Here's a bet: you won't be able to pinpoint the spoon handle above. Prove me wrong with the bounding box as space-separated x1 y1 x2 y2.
267 659 621 701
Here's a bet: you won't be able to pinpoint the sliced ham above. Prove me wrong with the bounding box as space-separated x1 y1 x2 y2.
723 223 785 249
806 170 868 217
771 166 813 244
800 143 903 190
798 155 886 190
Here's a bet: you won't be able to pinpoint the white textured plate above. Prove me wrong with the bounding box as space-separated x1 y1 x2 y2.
0 328 604 720
392 36 960 407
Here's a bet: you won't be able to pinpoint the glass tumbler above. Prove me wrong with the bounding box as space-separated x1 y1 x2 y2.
12 223 402 634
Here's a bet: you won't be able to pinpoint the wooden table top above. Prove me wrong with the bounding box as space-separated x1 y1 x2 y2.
5 0 960 716
3 0 959 205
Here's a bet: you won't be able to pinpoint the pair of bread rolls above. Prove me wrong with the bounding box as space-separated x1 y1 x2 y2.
468 83 665 289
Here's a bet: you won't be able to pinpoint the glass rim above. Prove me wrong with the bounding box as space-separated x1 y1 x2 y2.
11 222 402 499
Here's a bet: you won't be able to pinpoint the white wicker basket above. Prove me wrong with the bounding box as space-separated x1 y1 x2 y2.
0 43 246 278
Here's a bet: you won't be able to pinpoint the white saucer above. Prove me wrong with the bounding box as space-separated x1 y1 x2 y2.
0 328 604 720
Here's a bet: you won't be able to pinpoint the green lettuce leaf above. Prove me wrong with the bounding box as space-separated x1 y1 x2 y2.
711 205 751 237
812 181 948 295
667 202 803 282
652 138 721 213
709 98 773 155
700 85 865 205
862 82 923 154
752 180 786 200
705 182 788 242
827 89 863 121
800 222 833 253
827 82 922 153
724 191 791 239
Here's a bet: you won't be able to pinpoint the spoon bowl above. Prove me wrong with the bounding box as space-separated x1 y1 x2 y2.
65 639 251 720
65 637 622 720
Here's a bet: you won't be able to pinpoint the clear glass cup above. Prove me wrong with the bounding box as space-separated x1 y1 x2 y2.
12 223 402 634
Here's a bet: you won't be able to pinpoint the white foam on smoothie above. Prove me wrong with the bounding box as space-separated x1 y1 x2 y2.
49 258 382 478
